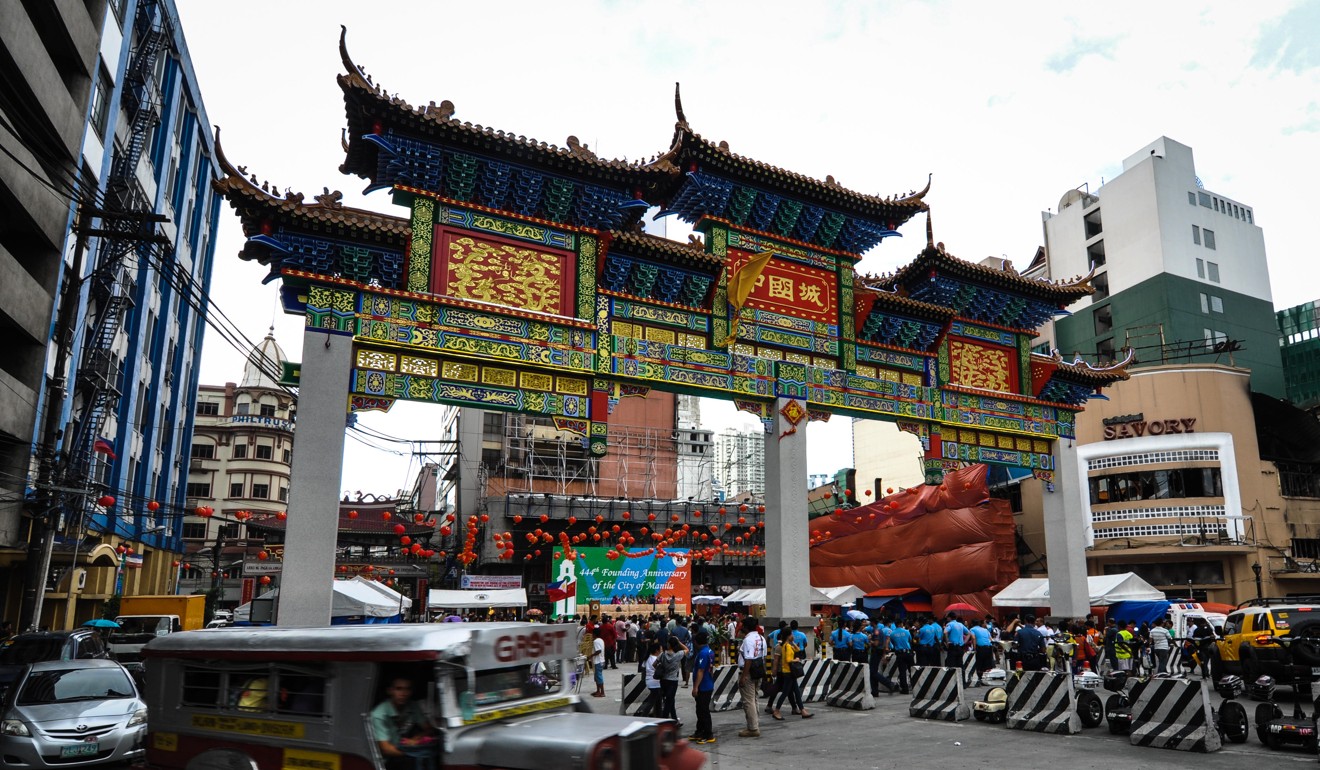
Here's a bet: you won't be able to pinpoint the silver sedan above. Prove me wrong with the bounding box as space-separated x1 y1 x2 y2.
0 659 147 767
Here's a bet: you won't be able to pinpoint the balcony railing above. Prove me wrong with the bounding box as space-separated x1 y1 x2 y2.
1268 555 1320 575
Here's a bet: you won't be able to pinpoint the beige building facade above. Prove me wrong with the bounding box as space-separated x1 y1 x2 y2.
1016 363 1320 605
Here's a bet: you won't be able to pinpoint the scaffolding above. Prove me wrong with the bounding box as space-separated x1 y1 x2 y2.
493 415 690 499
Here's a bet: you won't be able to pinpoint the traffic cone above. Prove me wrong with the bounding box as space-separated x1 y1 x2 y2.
1082 660 1092 670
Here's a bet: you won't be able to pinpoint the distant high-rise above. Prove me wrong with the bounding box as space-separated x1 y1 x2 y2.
714 429 766 499
1038 137 1283 397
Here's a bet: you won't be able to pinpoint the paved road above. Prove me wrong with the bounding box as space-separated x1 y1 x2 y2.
585 664 1320 769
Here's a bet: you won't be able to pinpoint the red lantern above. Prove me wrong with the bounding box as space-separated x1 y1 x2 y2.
381 511 391 521
622 511 631 520
171 560 180 567
257 551 269 561
757 505 765 513
182 562 191 570
260 576 272 585
440 526 452 536
116 545 126 554
98 495 115 507
393 524 406 535
513 515 523 523
147 501 160 512
479 514 489 523
348 510 359 519
276 510 287 521
400 536 411 546
502 549 514 559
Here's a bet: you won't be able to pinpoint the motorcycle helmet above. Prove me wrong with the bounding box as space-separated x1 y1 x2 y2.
1249 674 1275 701
982 668 1007 687
1215 674 1245 699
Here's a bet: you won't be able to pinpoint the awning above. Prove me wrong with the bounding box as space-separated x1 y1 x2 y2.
692 595 725 605
428 588 528 608
723 586 861 606
862 587 925 610
902 599 933 613
992 572 1165 607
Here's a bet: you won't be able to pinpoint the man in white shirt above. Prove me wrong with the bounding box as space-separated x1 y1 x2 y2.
591 628 606 698
736 616 764 737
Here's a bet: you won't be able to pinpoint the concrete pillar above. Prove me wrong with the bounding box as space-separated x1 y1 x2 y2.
277 329 353 626
763 398 811 619
1042 441 1089 618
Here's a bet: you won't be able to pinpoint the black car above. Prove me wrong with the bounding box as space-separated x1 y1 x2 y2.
0 629 112 665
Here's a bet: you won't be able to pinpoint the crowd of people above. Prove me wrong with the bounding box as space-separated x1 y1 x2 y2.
567 607 1225 744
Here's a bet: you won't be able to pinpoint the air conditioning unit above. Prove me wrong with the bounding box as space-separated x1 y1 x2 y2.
76 570 87 590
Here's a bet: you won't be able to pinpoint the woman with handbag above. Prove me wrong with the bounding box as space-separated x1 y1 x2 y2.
771 635 811 720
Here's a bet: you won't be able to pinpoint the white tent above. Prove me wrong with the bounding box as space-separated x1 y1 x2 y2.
233 578 408 621
991 573 1165 607
723 585 864 606
428 588 528 609
350 576 412 612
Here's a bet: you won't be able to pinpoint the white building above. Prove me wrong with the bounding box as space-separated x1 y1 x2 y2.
675 395 714 501
1038 137 1283 397
852 419 926 494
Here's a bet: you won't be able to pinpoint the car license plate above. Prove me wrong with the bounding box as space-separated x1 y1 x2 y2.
61 743 98 758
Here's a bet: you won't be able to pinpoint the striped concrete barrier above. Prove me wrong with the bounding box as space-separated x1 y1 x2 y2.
709 664 743 712
619 672 649 716
798 659 831 703
825 660 875 710
1128 677 1221 752
909 666 969 721
1004 670 1080 734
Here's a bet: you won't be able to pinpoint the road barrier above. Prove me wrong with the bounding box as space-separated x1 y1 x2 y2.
798 659 831 703
825 660 876 710
1128 677 1221 752
961 648 978 687
1004 670 1080 734
909 666 969 721
710 664 743 712
619 673 649 716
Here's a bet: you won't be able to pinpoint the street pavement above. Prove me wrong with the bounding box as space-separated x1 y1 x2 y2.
585 663 1320 770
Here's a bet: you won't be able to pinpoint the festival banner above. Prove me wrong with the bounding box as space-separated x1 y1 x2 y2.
549 547 691 619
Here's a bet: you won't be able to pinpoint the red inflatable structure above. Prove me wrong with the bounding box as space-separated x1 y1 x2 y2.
808 464 1017 617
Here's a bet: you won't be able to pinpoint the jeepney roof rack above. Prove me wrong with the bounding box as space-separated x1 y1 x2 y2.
1235 596 1320 609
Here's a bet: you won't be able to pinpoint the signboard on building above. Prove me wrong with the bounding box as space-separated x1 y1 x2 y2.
222 415 294 432
243 561 283 576
460 574 523 590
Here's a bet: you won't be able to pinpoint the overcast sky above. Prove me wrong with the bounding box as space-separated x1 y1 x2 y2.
176 1 1320 496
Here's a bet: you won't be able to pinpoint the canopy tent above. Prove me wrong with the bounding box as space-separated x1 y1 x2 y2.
991 573 1165 608
861 587 928 611
723 585 864 606
233 577 409 624
691 595 725 605
427 588 528 609
1106 600 1172 625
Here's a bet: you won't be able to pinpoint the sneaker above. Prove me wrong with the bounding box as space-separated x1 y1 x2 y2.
738 729 761 738
696 737 717 745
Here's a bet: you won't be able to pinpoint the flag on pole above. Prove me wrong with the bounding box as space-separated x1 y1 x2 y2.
546 579 575 602
93 437 117 460
724 250 774 346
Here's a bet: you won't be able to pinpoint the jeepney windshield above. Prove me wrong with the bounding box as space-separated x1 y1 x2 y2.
471 662 562 707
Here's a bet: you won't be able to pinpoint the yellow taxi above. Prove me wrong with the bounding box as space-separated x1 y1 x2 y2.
1218 599 1320 681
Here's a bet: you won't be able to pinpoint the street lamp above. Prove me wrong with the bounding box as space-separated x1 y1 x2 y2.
1252 562 1263 600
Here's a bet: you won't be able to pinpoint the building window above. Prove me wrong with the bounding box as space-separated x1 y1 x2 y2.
1200 293 1209 314
252 483 270 499
196 401 219 416
232 444 247 459
1207 261 1220 282
282 449 291 463
1192 225 1201 245
260 404 276 417
237 403 250 415
1087 239 1106 268
1188 191 1197 205
1204 328 1228 350
90 68 113 138
482 412 504 440
256 444 273 460
1246 210 1253 224
1196 258 1205 278
1096 337 1115 360
185 482 210 498
1198 191 1211 208
279 487 289 502
1203 229 1216 250
182 522 207 540
190 443 214 459
1211 295 1223 313
1093 305 1113 336
218 524 240 539
230 482 244 498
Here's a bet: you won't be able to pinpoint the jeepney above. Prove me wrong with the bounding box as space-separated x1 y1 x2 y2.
140 623 703 770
